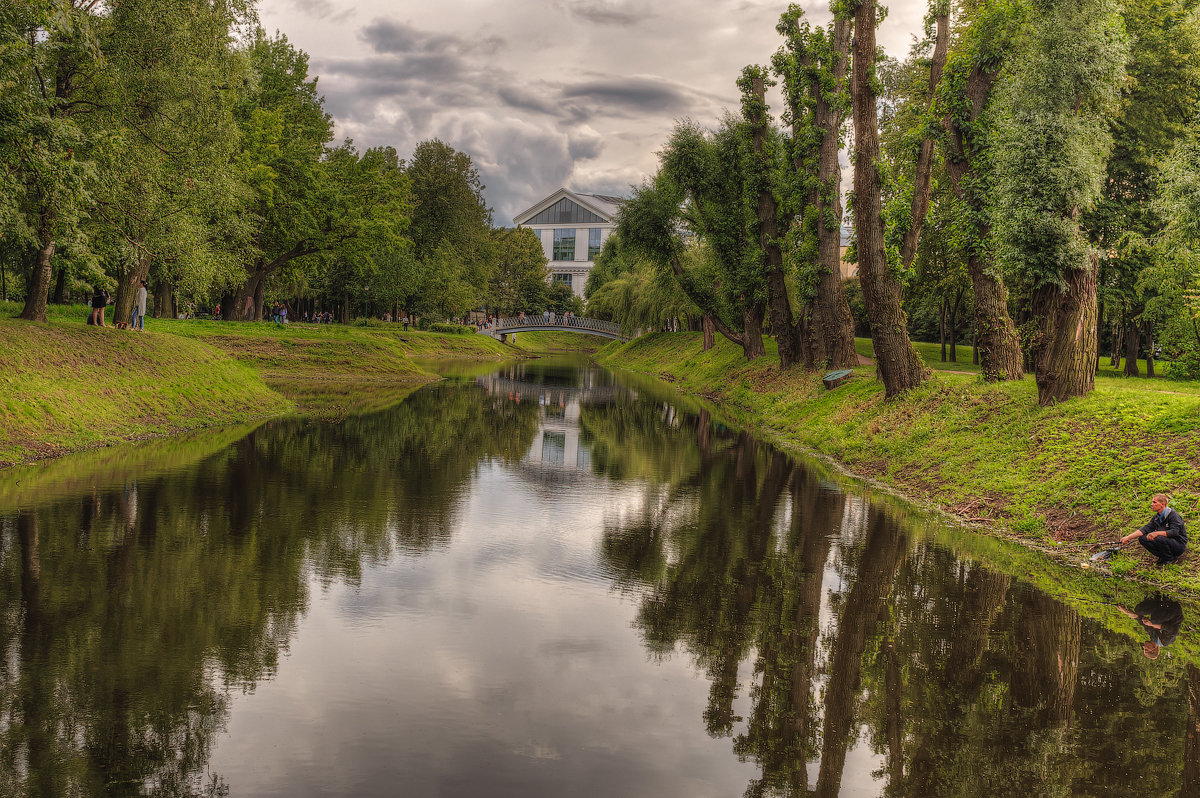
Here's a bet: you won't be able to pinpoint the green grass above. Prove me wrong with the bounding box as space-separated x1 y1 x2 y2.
0 302 531 465
0 319 291 466
856 335 1200 389
505 330 607 354
600 332 1200 593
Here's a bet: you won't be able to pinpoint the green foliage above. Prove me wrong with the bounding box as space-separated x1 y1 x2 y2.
0 0 98 296
546 280 583 315
487 227 548 315
428 322 474 335
992 0 1129 289
586 241 700 331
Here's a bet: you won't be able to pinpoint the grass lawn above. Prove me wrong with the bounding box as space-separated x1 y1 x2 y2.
0 302 529 465
854 335 1200 392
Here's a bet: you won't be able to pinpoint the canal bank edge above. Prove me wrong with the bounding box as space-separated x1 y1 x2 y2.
596 332 1200 597
0 311 533 467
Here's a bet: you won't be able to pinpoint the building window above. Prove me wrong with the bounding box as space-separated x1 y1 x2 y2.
553 228 575 261
588 228 601 261
552 273 572 286
528 198 605 225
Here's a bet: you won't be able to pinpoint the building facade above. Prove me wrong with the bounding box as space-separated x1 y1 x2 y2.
513 188 622 298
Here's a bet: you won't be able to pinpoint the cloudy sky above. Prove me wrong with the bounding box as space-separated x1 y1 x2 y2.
256 0 927 225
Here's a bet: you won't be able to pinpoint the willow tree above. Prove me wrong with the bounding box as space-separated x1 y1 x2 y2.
937 0 1024 381
848 0 927 397
739 66 806 368
618 118 772 360
992 0 1128 405
772 4 859 370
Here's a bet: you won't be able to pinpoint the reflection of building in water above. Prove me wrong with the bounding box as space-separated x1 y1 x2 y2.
476 373 616 472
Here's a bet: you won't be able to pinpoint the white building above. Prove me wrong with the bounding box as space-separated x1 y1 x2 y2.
512 188 623 298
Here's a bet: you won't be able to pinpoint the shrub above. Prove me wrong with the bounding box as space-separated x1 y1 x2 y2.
1166 340 1200 380
429 322 475 335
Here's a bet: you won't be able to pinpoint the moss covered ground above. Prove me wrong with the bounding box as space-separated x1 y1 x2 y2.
598 332 1200 592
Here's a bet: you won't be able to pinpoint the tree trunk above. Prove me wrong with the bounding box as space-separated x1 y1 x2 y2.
19 214 56 322
811 17 859 370
939 297 947 362
949 288 962 363
1145 321 1155 378
742 303 766 360
900 8 950 270
745 72 805 369
1110 320 1122 367
1031 251 1099 405
113 250 151 326
851 0 926 397
154 279 173 319
972 317 980 365
52 263 67 304
1123 317 1140 376
943 62 1024 381
703 315 715 351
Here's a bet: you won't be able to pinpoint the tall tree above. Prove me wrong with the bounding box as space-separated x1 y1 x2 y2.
937 0 1024 381
992 0 1128 404
773 5 859 369
486 227 548 316
848 0 927 397
2 0 97 322
228 30 333 320
740 65 806 368
407 138 493 315
91 0 248 326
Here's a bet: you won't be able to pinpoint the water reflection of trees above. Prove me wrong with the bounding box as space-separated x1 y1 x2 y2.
589 399 1196 797
0 383 539 797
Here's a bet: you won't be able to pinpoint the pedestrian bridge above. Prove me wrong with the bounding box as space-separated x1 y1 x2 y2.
478 316 629 341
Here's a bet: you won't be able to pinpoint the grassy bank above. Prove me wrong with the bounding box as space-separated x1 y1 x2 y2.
0 303 529 465
0 321 290 467
598 332 1200 591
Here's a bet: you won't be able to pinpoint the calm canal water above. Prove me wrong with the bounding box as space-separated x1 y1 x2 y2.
1 358 1196 797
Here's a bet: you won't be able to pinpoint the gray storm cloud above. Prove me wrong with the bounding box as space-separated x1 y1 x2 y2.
259 0 926 224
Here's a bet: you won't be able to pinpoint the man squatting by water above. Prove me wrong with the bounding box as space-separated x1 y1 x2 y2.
1121 494 1188 566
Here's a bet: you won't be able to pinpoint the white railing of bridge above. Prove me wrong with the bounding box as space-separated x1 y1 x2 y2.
486 315 626 339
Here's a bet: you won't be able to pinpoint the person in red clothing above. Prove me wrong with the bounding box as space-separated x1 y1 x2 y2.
1121 494 1188 566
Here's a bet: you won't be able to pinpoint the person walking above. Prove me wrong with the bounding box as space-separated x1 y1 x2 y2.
131 280 148 331
1121 493 1188 566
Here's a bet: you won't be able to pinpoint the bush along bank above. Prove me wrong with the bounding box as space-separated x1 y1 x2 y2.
597 332 1200 593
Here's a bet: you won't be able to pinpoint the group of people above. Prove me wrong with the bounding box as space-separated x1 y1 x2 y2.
269 301 288 325
86 280 148 330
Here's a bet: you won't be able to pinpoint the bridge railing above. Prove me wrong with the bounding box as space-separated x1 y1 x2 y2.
487 315 627 339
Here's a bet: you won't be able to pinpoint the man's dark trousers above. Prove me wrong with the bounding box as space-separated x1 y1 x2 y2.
1139 535 1186 562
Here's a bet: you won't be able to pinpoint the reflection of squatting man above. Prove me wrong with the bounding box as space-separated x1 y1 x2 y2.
1118 594 1183 660
1121 493 1188 566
